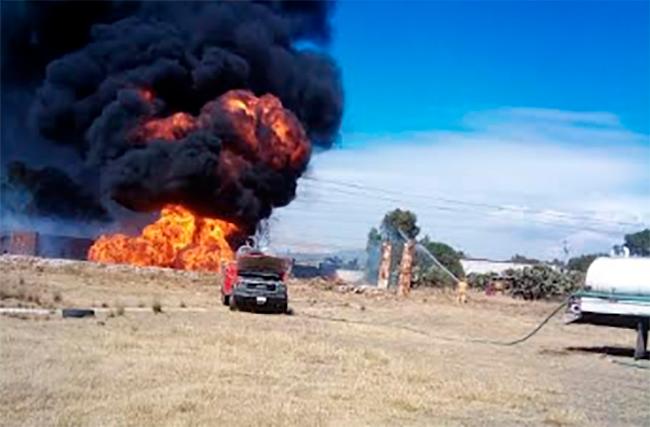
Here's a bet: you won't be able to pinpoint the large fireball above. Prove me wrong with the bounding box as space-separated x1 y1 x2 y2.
89 90 308 272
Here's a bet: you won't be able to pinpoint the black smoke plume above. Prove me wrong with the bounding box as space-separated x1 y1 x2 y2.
2 161 111 223
1 1 343 232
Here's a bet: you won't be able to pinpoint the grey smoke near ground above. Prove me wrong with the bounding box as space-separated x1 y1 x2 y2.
1 1 343 232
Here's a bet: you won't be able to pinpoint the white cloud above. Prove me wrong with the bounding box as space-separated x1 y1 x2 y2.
467 107 623 128
270 108 650 260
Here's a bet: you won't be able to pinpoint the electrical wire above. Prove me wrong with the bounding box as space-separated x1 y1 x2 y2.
290 182 634 235
301 176 646 229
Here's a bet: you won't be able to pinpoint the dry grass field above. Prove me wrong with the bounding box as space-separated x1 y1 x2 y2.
1 255 648 426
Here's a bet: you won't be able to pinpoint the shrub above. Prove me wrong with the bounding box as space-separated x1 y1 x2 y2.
507 266 583 300
152 300 163 314
414 267 457 288
468 266 584 300
52 292 62 303
467 272 500 290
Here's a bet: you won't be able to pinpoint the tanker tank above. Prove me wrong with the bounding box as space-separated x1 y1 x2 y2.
585 257 650 296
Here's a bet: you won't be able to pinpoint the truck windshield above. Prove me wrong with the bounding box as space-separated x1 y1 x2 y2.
239 271 282 281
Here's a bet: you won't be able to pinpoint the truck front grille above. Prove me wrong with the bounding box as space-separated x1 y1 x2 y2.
244 283 277 291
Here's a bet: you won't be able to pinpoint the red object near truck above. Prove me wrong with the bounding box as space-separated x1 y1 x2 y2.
221 262 239 306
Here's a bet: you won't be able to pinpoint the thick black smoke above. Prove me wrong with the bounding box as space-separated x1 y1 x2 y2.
1 1 343 231
1 161 111 223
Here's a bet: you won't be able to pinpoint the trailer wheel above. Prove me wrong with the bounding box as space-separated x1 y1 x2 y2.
635 318 649 360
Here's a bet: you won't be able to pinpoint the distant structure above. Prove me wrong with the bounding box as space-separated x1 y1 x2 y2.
460 257 541 275
290 259 338 280
1 230 93 260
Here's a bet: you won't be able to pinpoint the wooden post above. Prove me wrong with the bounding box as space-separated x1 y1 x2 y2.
377 241 392 289
398 239 415 297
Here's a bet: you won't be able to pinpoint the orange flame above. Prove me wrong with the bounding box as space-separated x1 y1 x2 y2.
138 88 154 102
88 204 238 272
139 112 197 141
209 90 310 170
90 90 309 272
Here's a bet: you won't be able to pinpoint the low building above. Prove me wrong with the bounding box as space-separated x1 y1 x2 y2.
1 230 93 260
460 257 538 275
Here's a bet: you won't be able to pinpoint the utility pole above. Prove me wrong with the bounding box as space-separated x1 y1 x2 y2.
562 239 570 265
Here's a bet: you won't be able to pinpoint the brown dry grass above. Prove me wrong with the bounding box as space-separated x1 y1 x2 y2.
1 255 648 426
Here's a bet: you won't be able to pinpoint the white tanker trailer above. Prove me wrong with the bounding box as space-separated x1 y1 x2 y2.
565 257 650 359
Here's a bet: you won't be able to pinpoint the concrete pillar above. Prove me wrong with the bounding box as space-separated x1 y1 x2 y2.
377 241 392 289
398 239 415 297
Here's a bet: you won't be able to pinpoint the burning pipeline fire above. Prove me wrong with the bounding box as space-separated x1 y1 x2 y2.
88 89 310 272
88 204 238 272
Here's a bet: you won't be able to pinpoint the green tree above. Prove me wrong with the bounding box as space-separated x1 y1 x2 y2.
624 229 650 256
366 227 381 250
365 209 420 286
415 235 465 287
510 254 540 264
567 253 605 273
381 208 420 239
365 227 382 282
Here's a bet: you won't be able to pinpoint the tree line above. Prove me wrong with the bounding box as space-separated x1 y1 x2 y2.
365 208 649 299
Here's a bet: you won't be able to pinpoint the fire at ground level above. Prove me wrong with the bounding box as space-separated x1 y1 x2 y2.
2 205 243 273
1 255 648 426
0 228 343 282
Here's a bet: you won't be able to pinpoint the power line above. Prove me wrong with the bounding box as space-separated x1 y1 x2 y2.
301 176 646 229
292 180 632 235
276 206 616 236
302 176 645 228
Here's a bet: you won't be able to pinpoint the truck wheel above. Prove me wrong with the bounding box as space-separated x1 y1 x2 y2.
279 302 288 315
222 294 230 306
229 297 238 311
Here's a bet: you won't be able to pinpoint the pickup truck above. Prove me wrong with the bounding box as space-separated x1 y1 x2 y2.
221 249 290 314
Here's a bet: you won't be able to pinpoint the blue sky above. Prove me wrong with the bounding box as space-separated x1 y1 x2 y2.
271 1 650 260
331 0 649 137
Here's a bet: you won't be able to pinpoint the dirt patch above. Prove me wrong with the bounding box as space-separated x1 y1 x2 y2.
1 255 648 426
